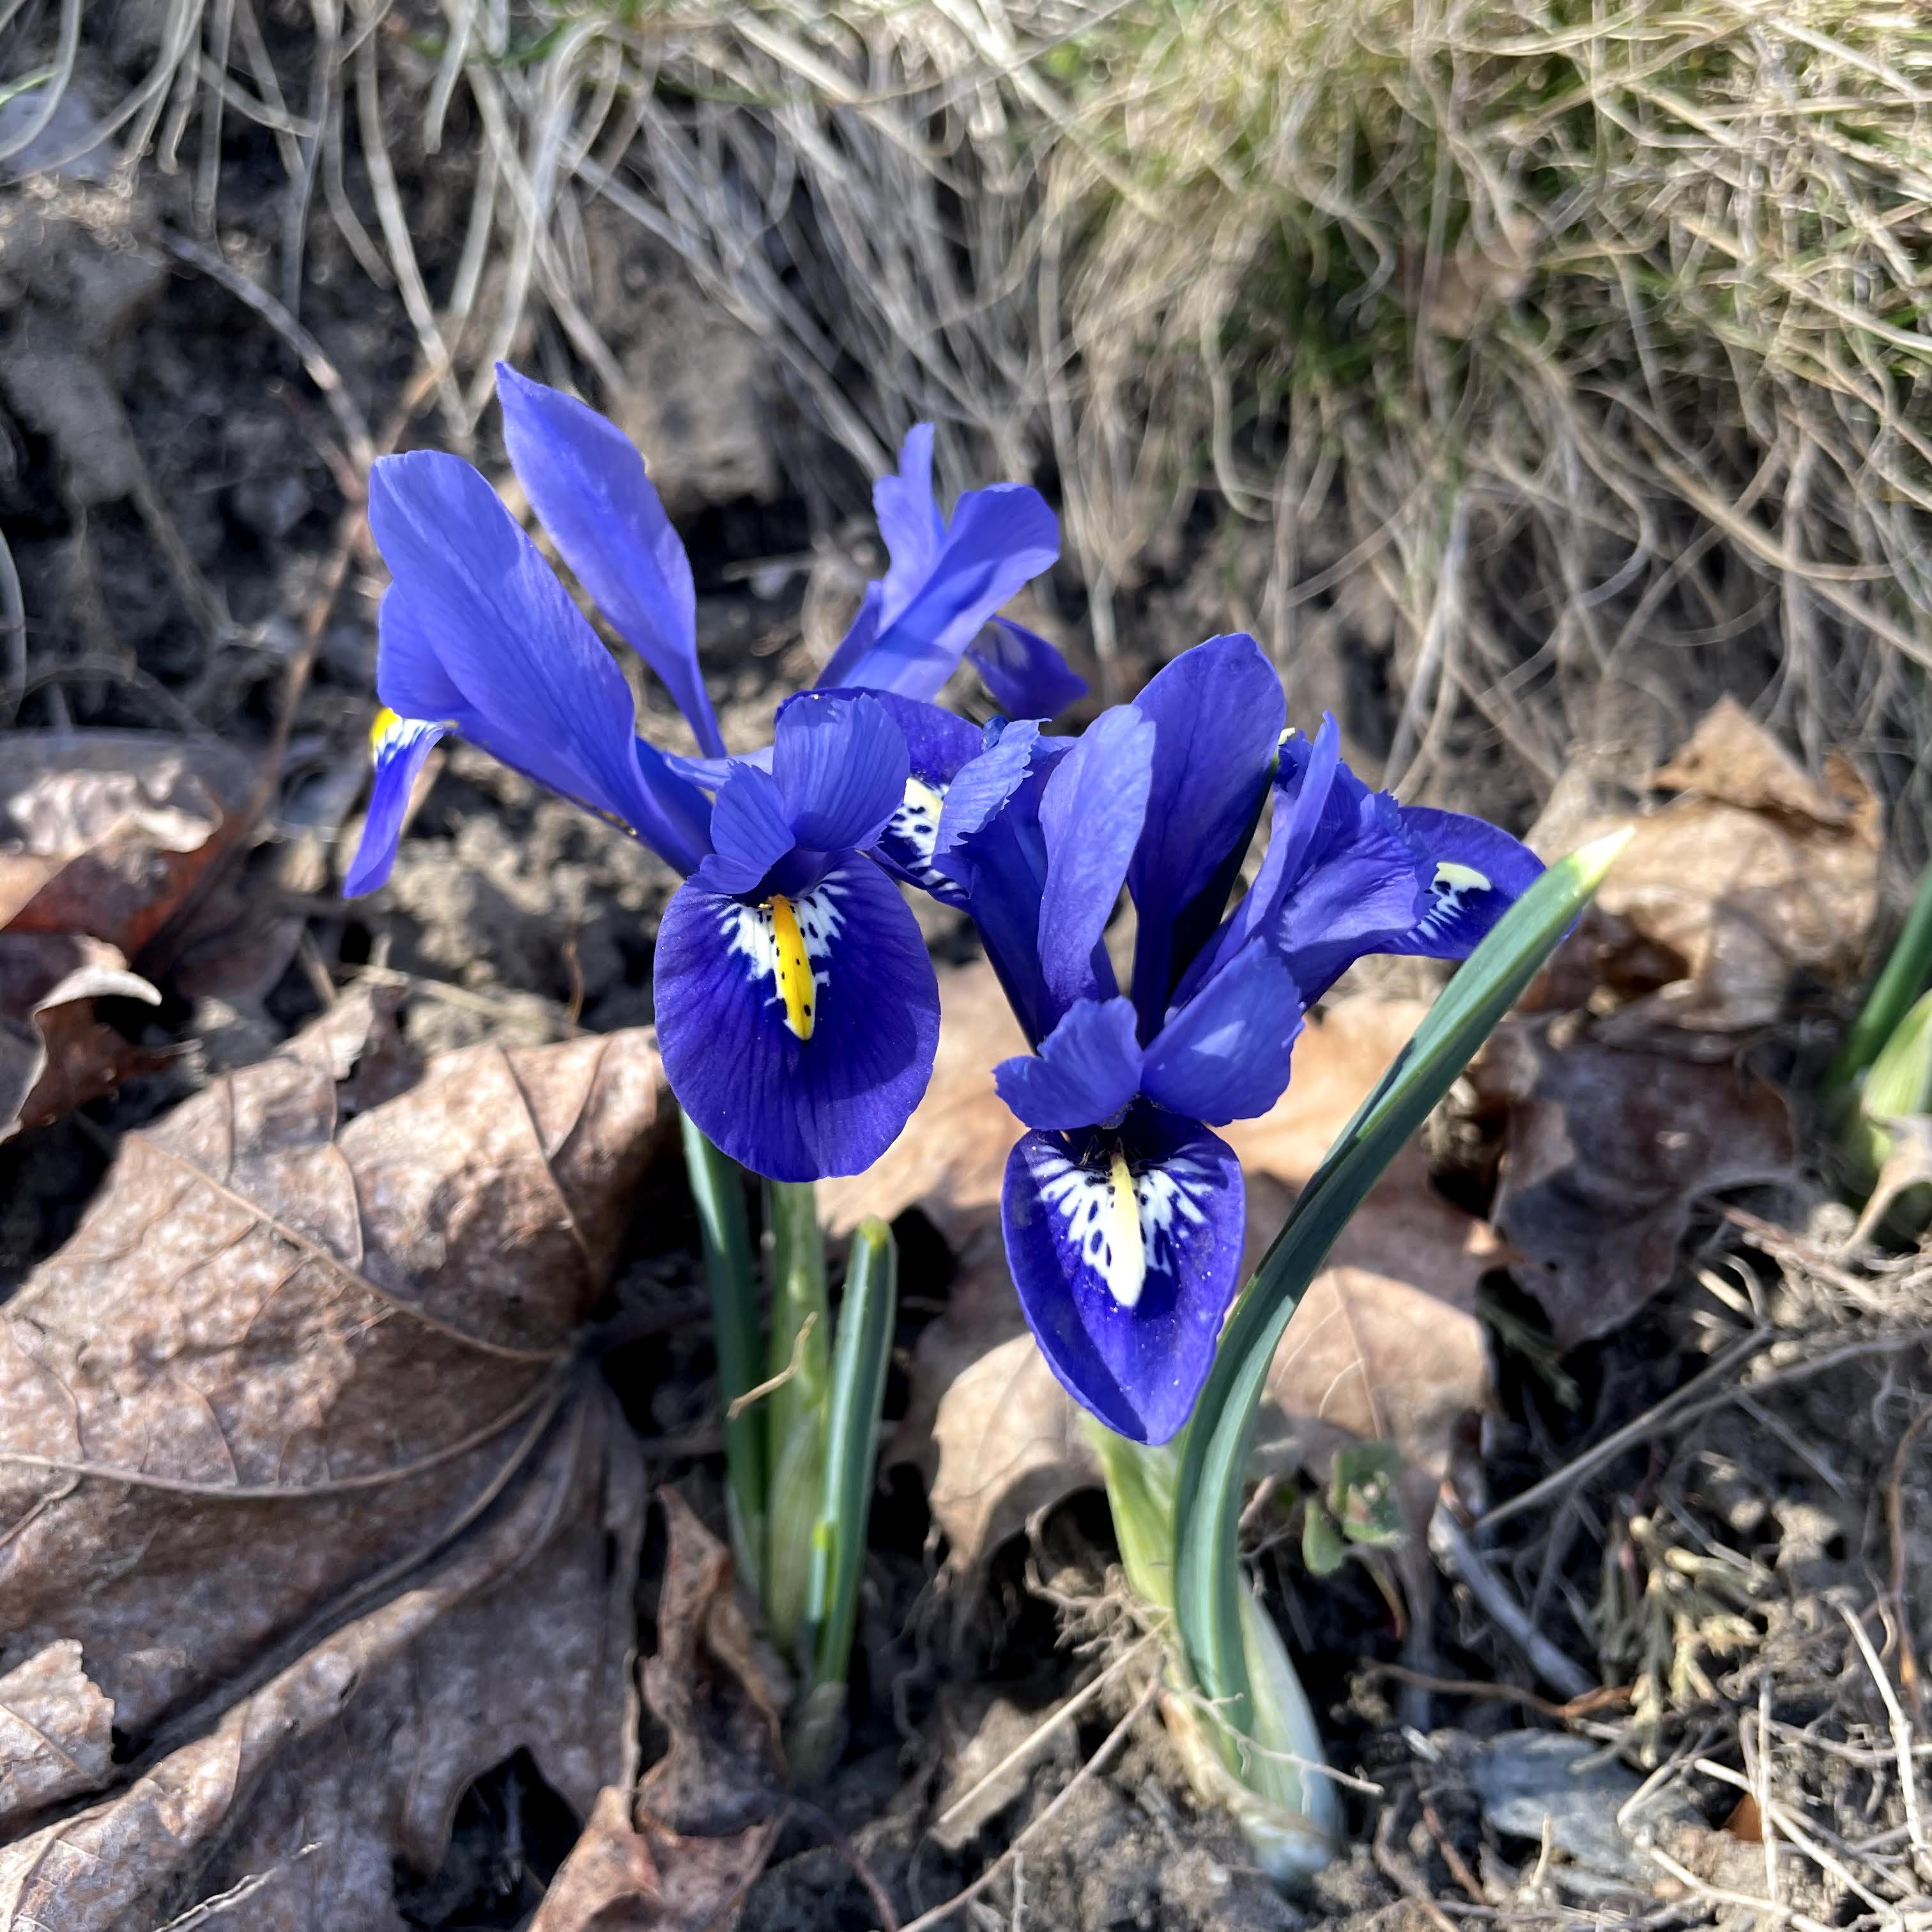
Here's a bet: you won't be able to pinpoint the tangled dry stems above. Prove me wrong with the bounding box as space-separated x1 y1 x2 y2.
8 0 1932 833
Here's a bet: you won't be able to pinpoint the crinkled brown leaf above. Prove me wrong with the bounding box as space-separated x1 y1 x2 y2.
0 990 673 1928
0 1643 113 1823
1533 700 1879 1039
531 1491 786 1932
0 733 256 951
1473 1023 1795 1347
0 933 164 1141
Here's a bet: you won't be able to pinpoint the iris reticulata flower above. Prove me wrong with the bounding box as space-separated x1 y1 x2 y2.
343 366 1078 1181
888 632 1544 1443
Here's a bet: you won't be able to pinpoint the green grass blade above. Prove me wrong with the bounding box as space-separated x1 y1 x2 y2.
680 1115 765 1593
1827 856 1932 1101
1173 831 1629 1745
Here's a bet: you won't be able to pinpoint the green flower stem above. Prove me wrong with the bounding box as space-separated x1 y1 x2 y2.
1087 1422 1338 1882
680 1116 765 1593
762 1179 831 1654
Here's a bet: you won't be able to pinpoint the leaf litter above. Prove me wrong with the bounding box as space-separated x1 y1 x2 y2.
0 988 673 1928
0 651 1919 1932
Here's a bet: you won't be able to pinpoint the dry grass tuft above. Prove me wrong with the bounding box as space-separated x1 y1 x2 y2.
6 0 1932 828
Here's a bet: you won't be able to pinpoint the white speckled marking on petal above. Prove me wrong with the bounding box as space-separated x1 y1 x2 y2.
879 775 964 902
719 878 847 1028
1031 1135 1216 1310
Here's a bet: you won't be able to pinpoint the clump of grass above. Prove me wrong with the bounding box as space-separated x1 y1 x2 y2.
1041 0 1932 812
10 0 1931 831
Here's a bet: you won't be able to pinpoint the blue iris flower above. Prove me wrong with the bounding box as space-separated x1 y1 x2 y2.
883 632 1544 1443
342 365 1077 1181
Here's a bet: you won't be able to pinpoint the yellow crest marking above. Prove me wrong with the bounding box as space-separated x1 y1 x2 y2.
369 705 402 753
1436 859 1492 894
1103 1148 1147 1309
768 893 816 1041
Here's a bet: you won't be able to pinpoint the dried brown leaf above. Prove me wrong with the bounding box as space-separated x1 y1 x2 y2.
0 992 673 1928
0 933 165 1141
532 1491 786 1932
1229 999 1499 1529
0 734 256 950
0 1643 113 1824
1534 702 1880 1038
1474 1023 1795 1347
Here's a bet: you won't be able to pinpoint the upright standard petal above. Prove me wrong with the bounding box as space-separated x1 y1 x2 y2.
1140 940 1303 1125
1003 1111 1244 1444
343 709 445 896
770 691 909 855
495 364 724 758
1036 703 1154 1013
703 763 798 899
873 423 945 625
654 855 939 1181
820 484 1059 701
995 997 1144 1132
968 617 1087 719
1128 634 1285 1031
1269 769 1429 1001
369 454 714 875
1391 806 1545 958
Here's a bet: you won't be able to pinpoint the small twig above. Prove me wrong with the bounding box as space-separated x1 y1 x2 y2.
1429 1508 1595 1700
1374 1798 1461 1932
151 1844 322 1929
931 1632 1161 1837
157 227 376 473
790 1799 901 1932
898 1679 1158 1932
1420 1797 1485 1908
1365 1662 1629 1724
1887 1407 1932 1721
1841 1604 1932 1888
727 1311 818 1421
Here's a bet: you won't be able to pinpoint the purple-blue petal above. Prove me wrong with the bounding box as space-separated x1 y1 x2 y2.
654 855 939 1181
1036 703 1154 1013
821 484 1059 701
1142 940 1303 1125
1390 806 1545 958
496 363 724 758
968 617 1087 719
873 423 945 626
343 711 445 896
705 763 797 898
770 690 908 855
368 453 713 875
994 997 1144 1132
1128 634 1285 1031
1002 1112 1245 1445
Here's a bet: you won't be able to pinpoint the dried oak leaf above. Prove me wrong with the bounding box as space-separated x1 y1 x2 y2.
1229 999 1501 1535
532 1490 786 1932
0 990 671 1928
0 933 164 1142
0 733 256 951
867 969 1494 1564
1473 1022 1795 1348
0 1643 113 1821
1532 699 1879 1039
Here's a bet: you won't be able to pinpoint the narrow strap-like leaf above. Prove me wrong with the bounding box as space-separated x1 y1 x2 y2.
1173 831 1629 1745
681 1115 765 1592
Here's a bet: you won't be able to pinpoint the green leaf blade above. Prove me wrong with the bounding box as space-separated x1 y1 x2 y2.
1173 831 1629 1745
